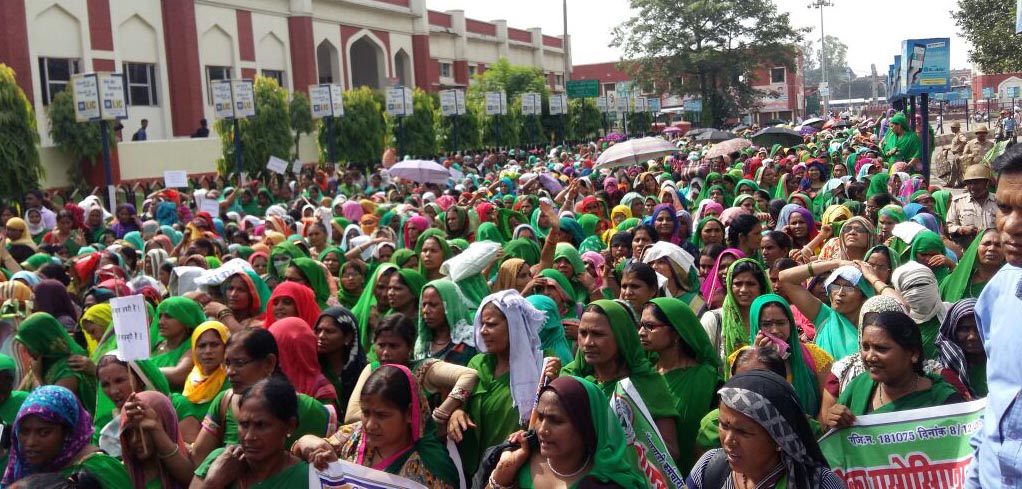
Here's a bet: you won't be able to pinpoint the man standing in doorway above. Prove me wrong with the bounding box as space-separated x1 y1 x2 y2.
132 119 148 141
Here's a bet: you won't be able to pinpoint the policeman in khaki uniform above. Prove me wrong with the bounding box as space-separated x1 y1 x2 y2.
963 125 994 166
939 121 968 187
947 165 999 249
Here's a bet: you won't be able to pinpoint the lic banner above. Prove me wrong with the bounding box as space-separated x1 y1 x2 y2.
900 38 952 95
819 398 985 488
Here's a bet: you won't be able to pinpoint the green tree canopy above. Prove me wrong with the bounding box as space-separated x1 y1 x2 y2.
47 90 116 188
612 0 805 126
468 58 549 148
801 35 851 89
390 88 438 158
953 0 1021 72
568 98 603 141
215 76 293 179
289 91 313 162
439 99 481 153
0 64 42 200
319 86 386 170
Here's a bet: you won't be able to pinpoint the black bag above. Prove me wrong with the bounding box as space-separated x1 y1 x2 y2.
470 430 539 489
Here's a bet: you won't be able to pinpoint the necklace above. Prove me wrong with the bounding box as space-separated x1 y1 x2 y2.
546 453 591 479
879 374 919 405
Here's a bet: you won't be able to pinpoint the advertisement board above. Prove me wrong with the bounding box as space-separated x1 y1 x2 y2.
900 38 951 95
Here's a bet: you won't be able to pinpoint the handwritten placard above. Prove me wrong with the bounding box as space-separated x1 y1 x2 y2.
163 170 188 188
199 197 220 216
292 159 303 174
267 155 289 174
110 295 150 361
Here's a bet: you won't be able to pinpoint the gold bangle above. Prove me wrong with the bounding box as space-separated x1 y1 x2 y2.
807 262 815 276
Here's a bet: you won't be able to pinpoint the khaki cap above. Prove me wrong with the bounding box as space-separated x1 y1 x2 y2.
950 121 960 128
975 125 989 133
963 164 993 181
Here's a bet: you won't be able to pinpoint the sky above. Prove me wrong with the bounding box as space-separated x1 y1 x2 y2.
426 0 972 75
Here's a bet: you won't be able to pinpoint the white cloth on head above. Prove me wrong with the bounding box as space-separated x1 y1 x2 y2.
824 265 865 289
641 241 696 274
892 221 927 245
473 290 545 425
340 224 363 252
892 261 948 324
348 236 374 261
265 205 288 218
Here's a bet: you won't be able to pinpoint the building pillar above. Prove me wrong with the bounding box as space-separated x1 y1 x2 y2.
288 16 316 93
409 0 431 90
494 20 509 59
450 10 469 85
0 1 32 103
160 0 204 137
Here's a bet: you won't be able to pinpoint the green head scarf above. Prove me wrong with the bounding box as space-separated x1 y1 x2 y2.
269 240 309 280
719 258 771 377
560 300 677 420
414 279 475 360
496 208 528 241
153 296 206 334
503 238 541 266
352 263 398 352
648 298 720 369
909 230 950 281
931 190 951 221
864 245 901 277
414 229 452 277
317 246 346 269
394 269 427 305
530 207 550 239
16 312 88 375
577 214 602 237
940 229 996 302
866 173 890 199
553 243 586 276
525 295 573 364
617 217 640 231
748 294 821 416
537 269 579 319
224 270 272 316
390 248 417 268
448 238 469 254
291 257 332 309
476 222 505 244
21 253 54 271
735 179 760 195
691 217 722 248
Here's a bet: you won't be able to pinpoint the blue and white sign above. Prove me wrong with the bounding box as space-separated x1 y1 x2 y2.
983 87 994 99
682 99 703 112
1009 87 1021 98
890 56 903 98
899 38 951 95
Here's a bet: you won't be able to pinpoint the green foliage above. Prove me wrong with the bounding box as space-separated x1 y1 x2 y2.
612 0 805 126
215 77 293 179
568 98 603 141
626 111 653 136
439 103 481 153
801 35 851 89
390 88 438 158
0 64 42 199
47 90 115 188
289 91 313 161
953 0 1021 72
318 86 386 170
468 58 550 148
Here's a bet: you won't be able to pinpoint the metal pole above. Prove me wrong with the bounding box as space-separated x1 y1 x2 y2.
327 116 336 164
819 2 829 116
452 115 459 152
100 120 114 213
234 118 242 185
909 97 917 131
921 92 930 182
965 100 970 132
530 114 535 148
398 116 405 158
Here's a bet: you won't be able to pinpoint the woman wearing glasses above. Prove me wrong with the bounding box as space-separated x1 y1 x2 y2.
818 216 877 262
779 260 903 360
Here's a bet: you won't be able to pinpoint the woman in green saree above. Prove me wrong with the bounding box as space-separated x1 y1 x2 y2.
351 263 398 354
286 257 334 309
91 352 170 449
415 228 452 281
476 222 505 244
940 228 1003 302
151 296 205 390
639 298 720 472
560 299 681 462
825 310 963 429
552 243 598 304
15 312 98 415
415 279 478 366
487 375 647 489
195 377 310 488
293 364 459 488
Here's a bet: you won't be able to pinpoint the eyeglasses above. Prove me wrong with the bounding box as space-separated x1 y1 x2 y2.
759 320 790 329
827 284 859 296
638 321 669 332
224 357 254 370
844 225 869 235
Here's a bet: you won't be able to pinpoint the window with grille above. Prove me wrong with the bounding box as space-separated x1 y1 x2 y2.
38 57 81 105
261 69 285 87
770 67 786 84
123 62 158 106
439 62 452 78
206 66 232 103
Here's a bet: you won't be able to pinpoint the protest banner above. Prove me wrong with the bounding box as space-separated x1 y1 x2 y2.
110 295 150 361
610 378 685 489
819 398 985 488
308 459 427 489
199 197 221 216
163 170 188 188
266 155 289 174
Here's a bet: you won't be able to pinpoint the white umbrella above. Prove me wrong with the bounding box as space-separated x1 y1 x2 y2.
388 160 450 184
594 137 678 169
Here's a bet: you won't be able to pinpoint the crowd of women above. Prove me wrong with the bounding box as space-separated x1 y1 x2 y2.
0 111 995 488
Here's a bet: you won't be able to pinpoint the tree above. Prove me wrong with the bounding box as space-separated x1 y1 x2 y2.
612 0 805 127
568 98 602 141
953 0 1022 72
0 64 42 200
801 35 851 89
215 76 293 179
389 88 438 158
438 102 481 153
319 86 386 170
289 91 313 162
468 58 548 148
626 111 653 136
47 90 116 188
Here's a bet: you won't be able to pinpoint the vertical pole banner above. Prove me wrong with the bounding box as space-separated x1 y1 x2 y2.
610 379 685 489
819 399 985 488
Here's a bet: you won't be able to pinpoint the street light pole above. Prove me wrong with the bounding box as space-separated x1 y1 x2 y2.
809 0 832 116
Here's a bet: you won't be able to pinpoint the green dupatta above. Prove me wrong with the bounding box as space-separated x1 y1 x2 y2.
718 258 771 376
150 297 205 368
414 279 475 360
940 230 993 302
352 264 397 353
553 243 589 304
476 222 505 244
838 372 959 416
560 300 678 420
16 313 98 414
292 257 333 309
748 294 820 416
908 230 951 282
414 229 452 277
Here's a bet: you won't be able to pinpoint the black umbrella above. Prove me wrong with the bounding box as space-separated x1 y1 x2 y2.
695 130 737 143
832 120 854 129
751 127 804 148
763 118 790 126
686 127 712 138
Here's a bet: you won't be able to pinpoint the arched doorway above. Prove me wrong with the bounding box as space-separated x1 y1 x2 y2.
349 36 385 89
317 41 340 84
395 49 412 87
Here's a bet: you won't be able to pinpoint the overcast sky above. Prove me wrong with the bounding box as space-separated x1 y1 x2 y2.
426 0 972 75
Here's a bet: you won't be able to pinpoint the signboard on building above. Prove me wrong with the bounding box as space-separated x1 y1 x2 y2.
309 84 344 119
758 83 789 112
648 97 661 113
485 91 507 115
440 90 458 116
633 96 647 113
386 86 413 117
72 74 101 122
231 80 256 118
211 80 235 119
1009 87 1020 98
521 92 541 115
566 79 599 98
210 80 256 120
900 38 951 95
682 99 703 112
890 55 904 98
982 87 994 99
97 73 127 120
549 94 566 115
596 96 609 113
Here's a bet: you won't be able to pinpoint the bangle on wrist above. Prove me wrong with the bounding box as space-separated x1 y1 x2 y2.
489 474 514 489
158 445 180 460
807 262 815 277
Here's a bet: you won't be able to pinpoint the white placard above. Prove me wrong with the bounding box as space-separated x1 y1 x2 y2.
521 92 540 115
309 460 427 489
110 295 150 361
309 85 333 119
440 90 457 116
163 170 188 188
232 80 256 118
199 197 221 216
266 155 289 174
195 258 255 286
549 94 565 115
614 93 628 113
455 89 466 115
292 159 303 174
500 91 508 115
329 84 344 116
386 86 413 117
97 72 128 121
211 80 234 119
485 91 503 115
72 74 100 122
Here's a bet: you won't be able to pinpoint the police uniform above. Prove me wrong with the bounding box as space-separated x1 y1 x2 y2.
940 124 968 186
947 166 998 248
963 125 994 166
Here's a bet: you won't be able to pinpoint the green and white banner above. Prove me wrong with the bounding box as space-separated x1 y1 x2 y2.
819 398 985 488
610 378 686 489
